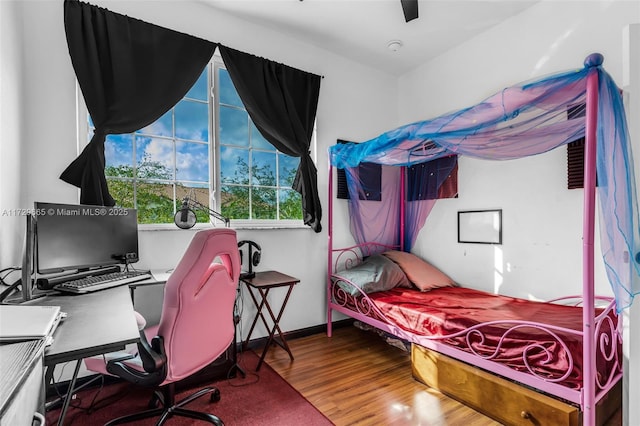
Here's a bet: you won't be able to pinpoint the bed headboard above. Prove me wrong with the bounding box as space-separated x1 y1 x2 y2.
330 242 399 274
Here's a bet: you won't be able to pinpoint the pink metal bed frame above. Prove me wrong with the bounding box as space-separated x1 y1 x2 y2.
326 54 622 426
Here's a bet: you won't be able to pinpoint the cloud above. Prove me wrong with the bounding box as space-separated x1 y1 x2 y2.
176 142 209 182
138 137 173 170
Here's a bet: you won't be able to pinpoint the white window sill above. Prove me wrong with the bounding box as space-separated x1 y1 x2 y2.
138 220 310 232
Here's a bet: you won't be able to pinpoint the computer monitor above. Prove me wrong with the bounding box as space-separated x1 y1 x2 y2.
33 202 140 275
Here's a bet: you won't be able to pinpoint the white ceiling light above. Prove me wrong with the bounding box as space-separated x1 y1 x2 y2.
387 40 403 52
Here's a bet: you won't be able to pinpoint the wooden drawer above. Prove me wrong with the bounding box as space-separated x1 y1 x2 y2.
411 344 620 426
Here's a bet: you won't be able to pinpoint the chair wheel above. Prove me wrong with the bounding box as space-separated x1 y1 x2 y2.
210 388 221 403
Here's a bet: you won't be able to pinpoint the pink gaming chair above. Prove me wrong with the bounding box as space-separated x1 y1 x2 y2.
84 228 240 425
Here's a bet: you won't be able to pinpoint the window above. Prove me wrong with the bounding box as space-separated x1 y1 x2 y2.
216 64 302 222
94 58 303 225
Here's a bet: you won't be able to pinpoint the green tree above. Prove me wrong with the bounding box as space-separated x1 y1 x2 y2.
221 157 302 220
280 166 302 219
108 154 302 224
106 156 177 224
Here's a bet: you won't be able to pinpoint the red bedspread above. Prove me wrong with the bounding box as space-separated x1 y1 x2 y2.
363 286 618 390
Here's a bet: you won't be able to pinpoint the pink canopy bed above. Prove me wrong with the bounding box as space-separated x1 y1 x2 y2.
326 54 638 425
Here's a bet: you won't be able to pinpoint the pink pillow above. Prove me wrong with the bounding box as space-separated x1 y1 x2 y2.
382 251 455 291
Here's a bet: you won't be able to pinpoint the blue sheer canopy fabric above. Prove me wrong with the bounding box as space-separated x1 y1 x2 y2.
330 59 639 311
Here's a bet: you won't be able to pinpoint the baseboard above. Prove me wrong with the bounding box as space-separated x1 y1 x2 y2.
239 318 353 351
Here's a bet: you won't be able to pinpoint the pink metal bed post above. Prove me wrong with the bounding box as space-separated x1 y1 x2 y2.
400 166 406 252
582 52 602 426
327 164 334 337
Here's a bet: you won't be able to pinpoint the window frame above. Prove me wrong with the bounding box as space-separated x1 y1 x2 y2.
75 55 315 230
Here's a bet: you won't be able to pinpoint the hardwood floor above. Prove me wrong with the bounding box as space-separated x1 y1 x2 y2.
260 325 501 426
259 325 623 426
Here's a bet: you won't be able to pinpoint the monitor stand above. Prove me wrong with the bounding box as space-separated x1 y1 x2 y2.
18 214 46 303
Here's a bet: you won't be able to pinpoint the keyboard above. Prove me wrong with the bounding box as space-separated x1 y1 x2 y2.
53 270 152 294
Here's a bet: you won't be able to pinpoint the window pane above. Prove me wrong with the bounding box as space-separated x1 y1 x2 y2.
252 187 277 219
251 122 273 150
137 110 172 137
106 178 135 209
185 69 208 101
278 154 299 187
219 106 248 146
219 68 243 107
252 151 277 186
176 141 209 182
176 183 209 205
220 146 249 184
175 100 208 141
279 189 302 219
135 181 175 224
136 137 174 180
221 184 249 219
105 134 133 173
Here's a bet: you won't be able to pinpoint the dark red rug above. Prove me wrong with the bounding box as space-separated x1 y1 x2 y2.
46 351 334 425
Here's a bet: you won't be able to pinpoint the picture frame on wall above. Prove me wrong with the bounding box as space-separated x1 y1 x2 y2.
457 209 502 244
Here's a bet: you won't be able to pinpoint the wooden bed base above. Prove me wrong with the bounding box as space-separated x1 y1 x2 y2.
411 344 621 426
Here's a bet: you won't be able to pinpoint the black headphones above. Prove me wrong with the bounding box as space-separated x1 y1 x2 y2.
238 240 261 279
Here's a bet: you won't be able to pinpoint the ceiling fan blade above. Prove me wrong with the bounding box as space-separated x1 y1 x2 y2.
400 0 418 23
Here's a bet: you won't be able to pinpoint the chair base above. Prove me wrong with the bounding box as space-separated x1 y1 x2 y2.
105 385 223 426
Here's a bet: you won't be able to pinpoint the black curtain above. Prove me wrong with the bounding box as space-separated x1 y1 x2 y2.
60 0 216 206
219 46 322 233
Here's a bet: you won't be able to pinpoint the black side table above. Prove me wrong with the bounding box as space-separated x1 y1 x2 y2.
241 270 300 371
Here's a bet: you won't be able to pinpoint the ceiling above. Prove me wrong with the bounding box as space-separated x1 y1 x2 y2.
199 0 539 76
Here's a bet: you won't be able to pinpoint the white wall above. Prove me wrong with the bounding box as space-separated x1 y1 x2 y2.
0 0 398 342
1 0 80 271
0 1 26 271
398 0 640 302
